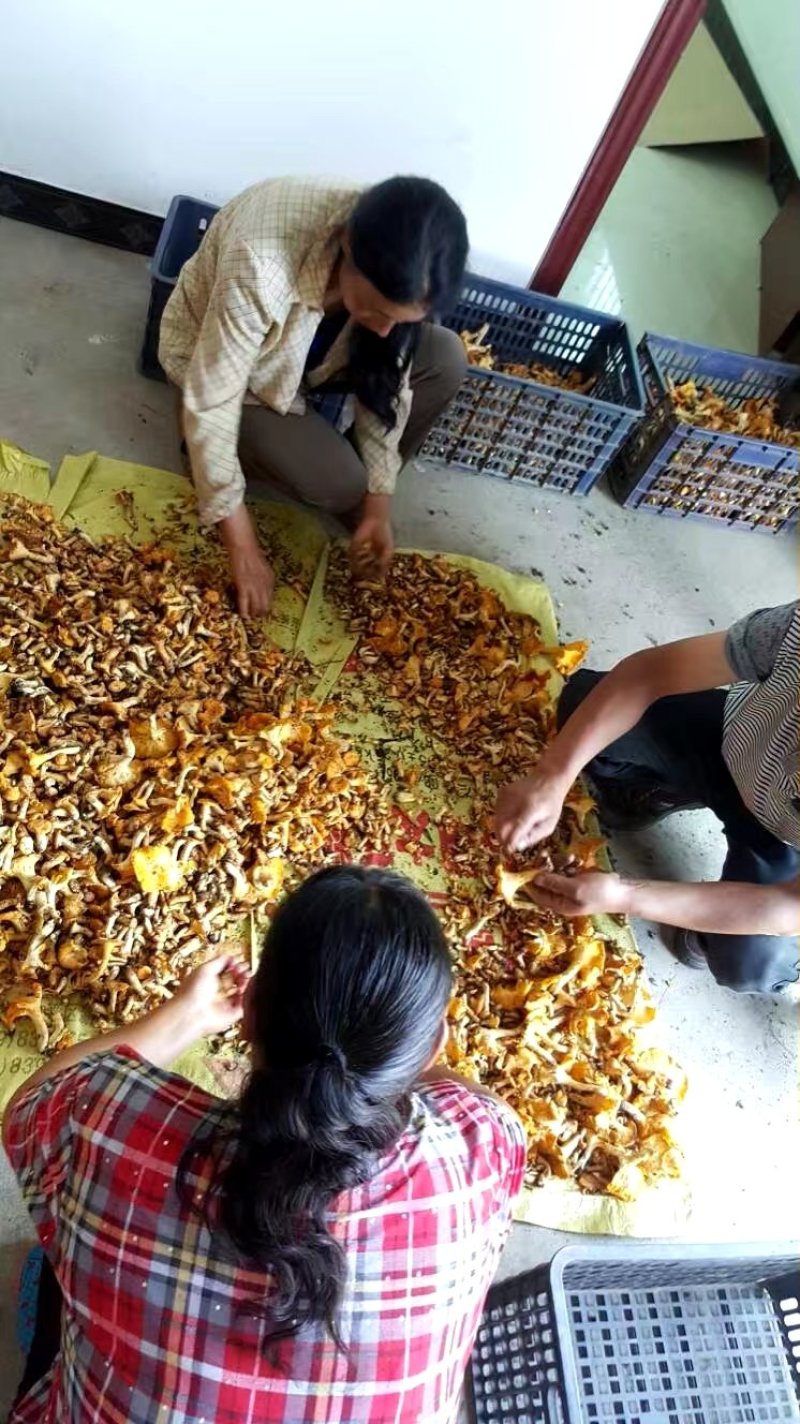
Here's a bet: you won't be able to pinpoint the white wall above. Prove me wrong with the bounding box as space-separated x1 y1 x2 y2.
1 0 664 283
722 0 800 175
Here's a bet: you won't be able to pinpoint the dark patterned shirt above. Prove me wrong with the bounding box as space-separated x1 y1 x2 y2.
724 601 799 845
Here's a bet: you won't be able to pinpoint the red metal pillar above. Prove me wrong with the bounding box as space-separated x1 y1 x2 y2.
529 0 707 295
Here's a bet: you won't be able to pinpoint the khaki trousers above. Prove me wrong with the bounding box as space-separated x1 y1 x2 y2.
236 324 466 515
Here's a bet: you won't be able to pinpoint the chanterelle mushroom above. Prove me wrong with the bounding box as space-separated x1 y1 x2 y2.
2 983 49 1052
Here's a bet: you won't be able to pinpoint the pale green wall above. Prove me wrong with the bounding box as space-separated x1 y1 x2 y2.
724 0 800 172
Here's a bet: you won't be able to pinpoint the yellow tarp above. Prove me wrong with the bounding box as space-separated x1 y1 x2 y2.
0 439 51 504
0 445 691 1237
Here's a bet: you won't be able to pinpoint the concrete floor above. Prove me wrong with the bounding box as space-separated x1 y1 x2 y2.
0 216 798 1413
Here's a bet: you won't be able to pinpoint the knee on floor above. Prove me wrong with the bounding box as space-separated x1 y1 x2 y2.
311 465 368 515
707 937 799 995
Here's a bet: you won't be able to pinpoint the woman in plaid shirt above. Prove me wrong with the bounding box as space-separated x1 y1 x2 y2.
160 177 470 617
4 867 525 1423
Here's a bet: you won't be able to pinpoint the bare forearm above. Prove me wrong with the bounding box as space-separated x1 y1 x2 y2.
624 876 800 937
362 491 391 519
218 502 259 554
541 656 658 786
542 634 732 787
6 1000 199 1109
2 958 247 1149
217 504 274 617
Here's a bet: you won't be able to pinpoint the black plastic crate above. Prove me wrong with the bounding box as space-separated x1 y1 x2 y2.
467 1242 800 1424
139 194 219 380
423 276 644 495
467 1262 565 1424
608 333 800 534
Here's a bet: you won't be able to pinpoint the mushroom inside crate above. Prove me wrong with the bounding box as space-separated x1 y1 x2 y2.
668 378 800 451
459 323 596 393
0 497 390 1044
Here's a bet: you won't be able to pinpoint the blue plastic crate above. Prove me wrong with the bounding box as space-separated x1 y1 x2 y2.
139 195 220 379
609 334 800 534
467 1242 800 1424
422 276 644 496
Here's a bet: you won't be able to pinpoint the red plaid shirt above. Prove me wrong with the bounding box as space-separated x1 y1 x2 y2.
6 1048 525 1423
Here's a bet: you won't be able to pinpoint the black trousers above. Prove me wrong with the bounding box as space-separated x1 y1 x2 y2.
560 671 799 994
15 1254 62 1406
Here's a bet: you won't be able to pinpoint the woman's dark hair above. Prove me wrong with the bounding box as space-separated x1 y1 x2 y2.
179 865 452 1347
347 176 468 430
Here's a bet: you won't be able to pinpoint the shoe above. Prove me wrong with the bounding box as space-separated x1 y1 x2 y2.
664 926 707 971
591 775 703 832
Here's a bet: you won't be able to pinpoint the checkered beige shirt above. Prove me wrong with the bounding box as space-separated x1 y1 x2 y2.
159 178 413 526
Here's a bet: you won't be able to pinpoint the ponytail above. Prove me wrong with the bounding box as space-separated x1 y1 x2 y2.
179 866 452 1346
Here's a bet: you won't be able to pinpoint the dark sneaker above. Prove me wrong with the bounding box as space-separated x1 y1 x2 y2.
664 926 707 970
591 774 703 831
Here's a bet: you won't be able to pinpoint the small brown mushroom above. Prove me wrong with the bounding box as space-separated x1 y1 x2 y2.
4 538 54 565
57 941 89 971
2 984 49 1053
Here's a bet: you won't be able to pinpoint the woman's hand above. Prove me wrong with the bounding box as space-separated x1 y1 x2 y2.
494 767 569 852
535 871 800 937
2 955 252 1118
526 870 629 918
218 505 275 618
173 955 251 1036
350 517 394 578
349 492 394 579
228 543 275 618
